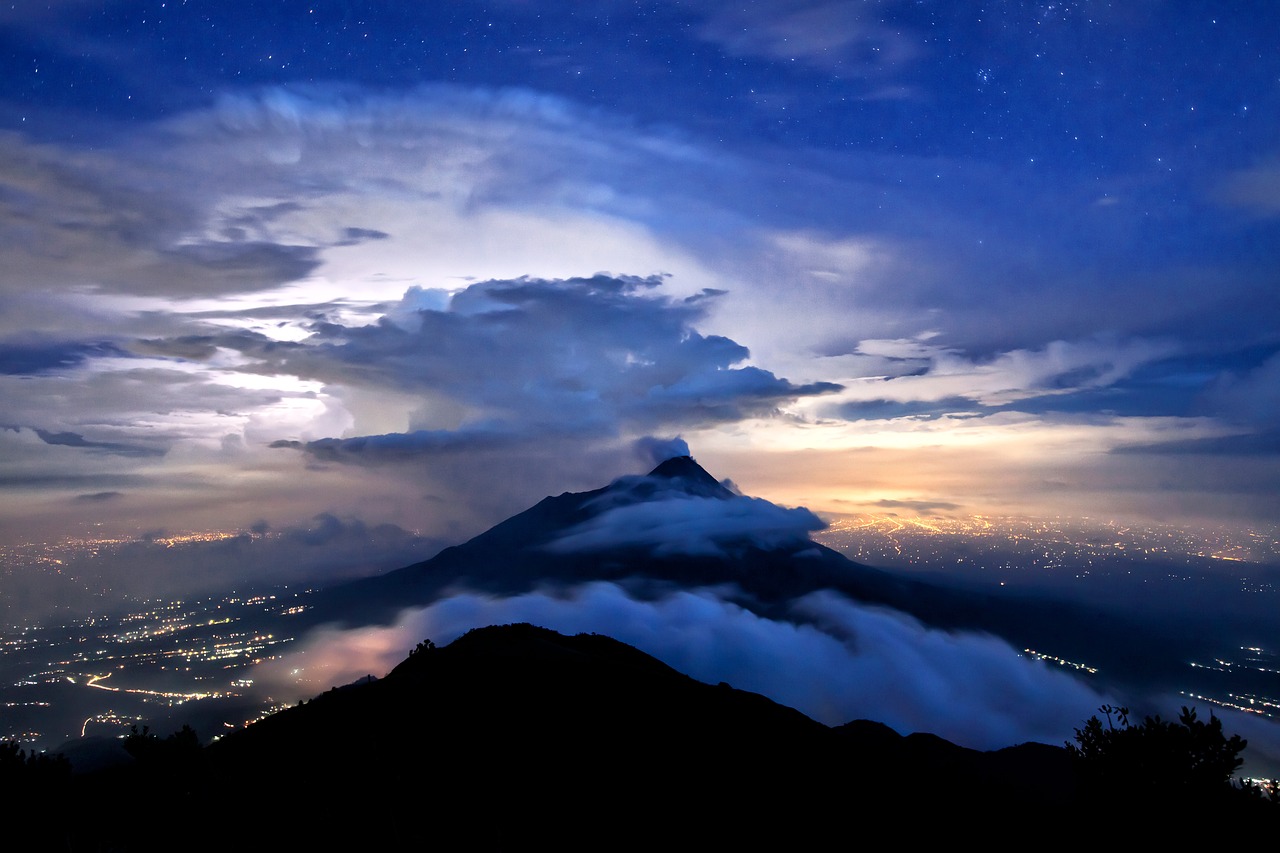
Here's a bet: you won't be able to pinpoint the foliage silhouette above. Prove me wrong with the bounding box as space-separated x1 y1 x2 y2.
123 723 207 805
124 723 201 764
0 739 70 789
1066 704 1257 809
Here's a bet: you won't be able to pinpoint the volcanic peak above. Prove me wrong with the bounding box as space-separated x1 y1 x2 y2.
590 454 736 509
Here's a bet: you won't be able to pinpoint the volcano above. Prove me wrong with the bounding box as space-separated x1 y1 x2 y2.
305 455 1196 689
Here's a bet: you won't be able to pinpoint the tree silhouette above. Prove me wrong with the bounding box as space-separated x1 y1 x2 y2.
124 723 206 806
1067 704 1248 807
0 739 70 789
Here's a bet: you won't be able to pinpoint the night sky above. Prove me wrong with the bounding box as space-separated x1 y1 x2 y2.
4 0 1280 771
2 1 1279 563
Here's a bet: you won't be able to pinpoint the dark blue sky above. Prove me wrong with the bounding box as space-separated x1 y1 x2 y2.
5 0 1280 774
7 2 1272 166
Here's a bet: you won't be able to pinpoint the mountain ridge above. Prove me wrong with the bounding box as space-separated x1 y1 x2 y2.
12 622 1274 851
200 622 1080 845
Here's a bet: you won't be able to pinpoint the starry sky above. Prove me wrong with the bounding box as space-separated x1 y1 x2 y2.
2 1 1279 577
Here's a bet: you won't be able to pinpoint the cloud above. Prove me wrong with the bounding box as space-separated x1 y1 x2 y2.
688 0 923 76
256 582 1109 752
0 341 130 375
0 425 162 492
2 14 1276 773
33 428 166 458
71 491 124 503
547 494 824 557
253 275 840 463
819 335 1178 411
155 241 322 293
834 397 977 422
643 364 841 418
0 361 320 465
334 227 391 246
1204 351 1280 427
874 499 961 513
1111 431 1280 458
0 133 322 302
129 337 224 361
632 435 691 466
1216 162 1280 216
138 85 737 298
272 426 520 465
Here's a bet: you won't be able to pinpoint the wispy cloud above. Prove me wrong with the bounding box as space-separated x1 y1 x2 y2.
821 335 1178 410
688 0 923 77
1216 162 1280 216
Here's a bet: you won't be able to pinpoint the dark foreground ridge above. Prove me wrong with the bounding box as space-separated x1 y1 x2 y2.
7 624 1274 850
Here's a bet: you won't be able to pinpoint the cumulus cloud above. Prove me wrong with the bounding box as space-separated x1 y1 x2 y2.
258 275 840 463
256 582 1109 752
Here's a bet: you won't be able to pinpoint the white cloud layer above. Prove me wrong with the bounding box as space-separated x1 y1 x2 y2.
546 495 824 557
256 582 1111 752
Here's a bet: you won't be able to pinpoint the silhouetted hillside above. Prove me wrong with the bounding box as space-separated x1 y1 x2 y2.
12 623 1276 850
45 624 1074 849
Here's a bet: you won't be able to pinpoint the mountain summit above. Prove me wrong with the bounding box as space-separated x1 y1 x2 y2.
317 454 841 623
644 454 734 497
559 454 737 511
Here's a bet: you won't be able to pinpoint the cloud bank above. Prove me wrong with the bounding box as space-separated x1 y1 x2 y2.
257 582 1109 753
